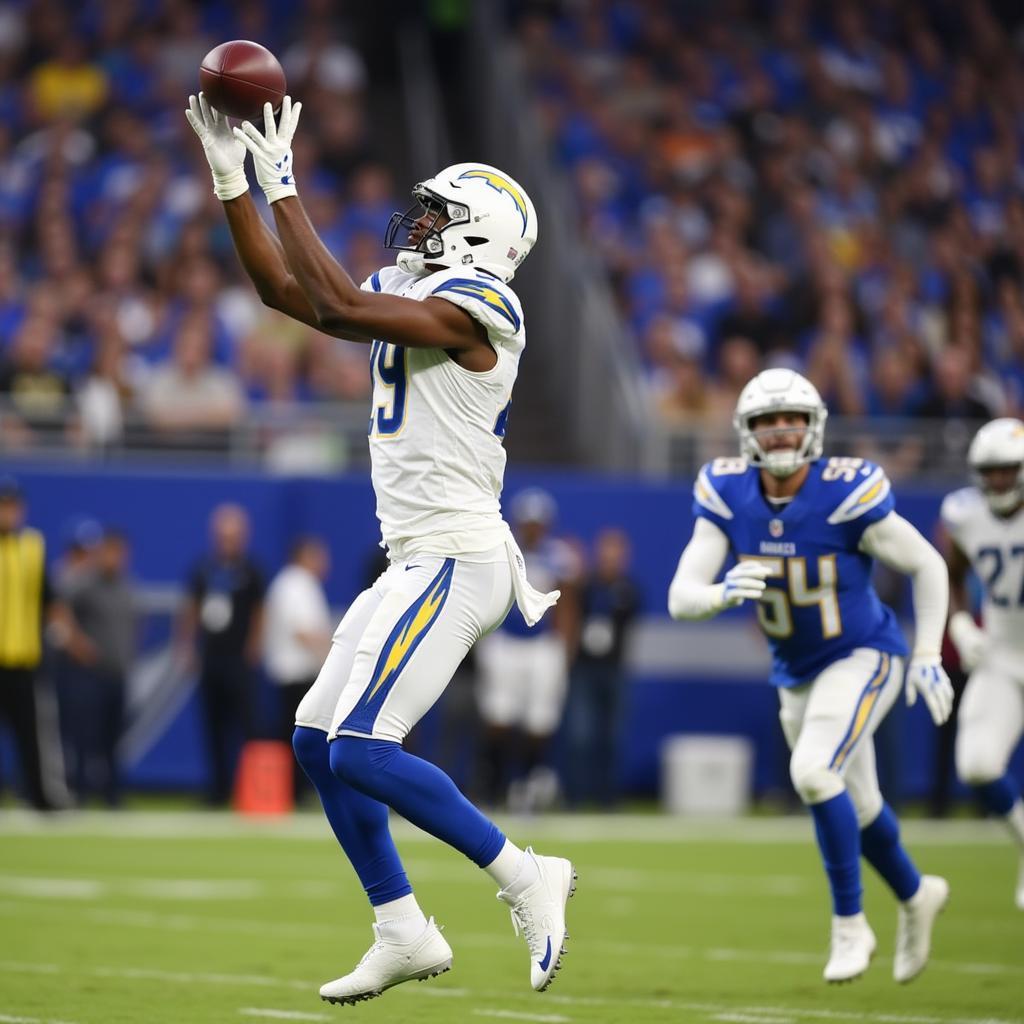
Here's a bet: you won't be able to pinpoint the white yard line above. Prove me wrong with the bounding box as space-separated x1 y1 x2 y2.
0 876 263 901
0 867 807 899
1 904 1021 981
0 962 1015 1024
239 1011 330 1022
711 1015 794 1024
473 1011 573 1023
0 810 1012 846
0 1016 78 1024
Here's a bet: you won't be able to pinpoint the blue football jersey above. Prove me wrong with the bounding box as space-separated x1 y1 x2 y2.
693 455 908 687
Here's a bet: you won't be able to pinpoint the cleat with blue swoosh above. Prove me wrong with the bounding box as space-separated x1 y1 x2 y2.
497 847 576 992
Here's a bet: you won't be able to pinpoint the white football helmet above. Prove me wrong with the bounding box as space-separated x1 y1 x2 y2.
967 417 1024 513
384 162 537 282
733 369 827 477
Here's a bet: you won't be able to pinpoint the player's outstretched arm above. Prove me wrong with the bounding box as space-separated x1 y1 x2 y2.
668 518 768 620
185 93 333 333
233 100 492 363
941 527 986 672
859 513 954 724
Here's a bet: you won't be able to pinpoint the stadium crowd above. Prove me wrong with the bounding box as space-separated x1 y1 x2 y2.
0 0 389 453
516 0 1024 432
6 0 1024 456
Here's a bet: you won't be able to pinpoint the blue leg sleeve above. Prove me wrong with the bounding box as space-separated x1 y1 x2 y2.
292 726 412 906
809 791 863 916
976 774 1019 816
331 736 506 868
860 802 920 902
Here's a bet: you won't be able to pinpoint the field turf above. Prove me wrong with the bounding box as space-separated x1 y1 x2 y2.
0 812 1020 1024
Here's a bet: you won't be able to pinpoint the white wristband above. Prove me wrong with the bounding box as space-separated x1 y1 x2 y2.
263 182 298 205
949 610 982 651
212 167 249 202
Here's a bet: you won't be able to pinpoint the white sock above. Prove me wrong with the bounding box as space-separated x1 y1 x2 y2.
1006 799 1024 851
373 894 427 943
484 838 538 894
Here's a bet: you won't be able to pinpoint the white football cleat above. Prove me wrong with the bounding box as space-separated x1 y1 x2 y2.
1016 856 1024 911
319 917 452 1005
894 875 950 984
823 912 876 983
497 847 576 991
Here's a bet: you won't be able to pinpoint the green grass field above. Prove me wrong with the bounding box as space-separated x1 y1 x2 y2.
0 812 1020 1024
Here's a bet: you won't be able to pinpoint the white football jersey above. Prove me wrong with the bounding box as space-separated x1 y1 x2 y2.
941 486 1024 652
361 264 525 561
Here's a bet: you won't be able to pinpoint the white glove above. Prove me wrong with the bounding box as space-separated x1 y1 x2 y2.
948 610 986 672
905 656 955 726
721 561 772 608
233 96 302 205
185 93 248 202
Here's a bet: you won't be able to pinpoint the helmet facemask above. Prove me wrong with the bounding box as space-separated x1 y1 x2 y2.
738 408 825 477
972 463 1024 514
384 187 470 276
384 163 537 282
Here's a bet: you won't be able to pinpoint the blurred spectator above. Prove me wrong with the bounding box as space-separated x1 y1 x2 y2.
0 478 72 810
73 334 131 451
27 35 108 121
177 504 266 806
60 528 136 807
0 316 70 446
717 263 784 358
517 0 1024 433
655 352 712 425
475 488 581 812
565 528 640 809
263 535 332 806
140 315 246 446
0 0 394 457
55 517 103 591
916 345 998 466
706 335 762 427
858 346 927 478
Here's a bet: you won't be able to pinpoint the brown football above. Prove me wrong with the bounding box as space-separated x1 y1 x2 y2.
199 40 286 121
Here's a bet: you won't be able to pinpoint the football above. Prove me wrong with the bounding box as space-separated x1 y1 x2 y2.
199 40 286 121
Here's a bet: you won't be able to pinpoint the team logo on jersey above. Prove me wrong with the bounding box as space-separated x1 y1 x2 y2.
431 279 521 331
769 518 785 538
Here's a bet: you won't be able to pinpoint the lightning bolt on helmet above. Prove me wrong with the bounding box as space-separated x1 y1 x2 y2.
967 417 1024 514
733 369 828 477
384 162 538 282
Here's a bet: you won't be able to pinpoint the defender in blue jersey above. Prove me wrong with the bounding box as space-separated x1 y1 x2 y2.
669 369 954 985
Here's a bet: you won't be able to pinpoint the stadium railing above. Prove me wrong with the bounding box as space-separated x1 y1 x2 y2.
0 395 974 481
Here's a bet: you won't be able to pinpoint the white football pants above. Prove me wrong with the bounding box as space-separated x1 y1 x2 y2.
956 659 1024 786
296 554 514 743
779 647 904 826
475 631 569 737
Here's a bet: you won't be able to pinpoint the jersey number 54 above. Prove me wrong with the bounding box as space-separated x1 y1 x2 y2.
740 555 842 639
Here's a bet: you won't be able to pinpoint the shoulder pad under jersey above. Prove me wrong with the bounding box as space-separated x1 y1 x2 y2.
822 458 892 525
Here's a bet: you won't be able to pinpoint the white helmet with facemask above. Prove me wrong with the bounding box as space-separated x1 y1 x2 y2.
968 417 1024 514
384 162 537 283
734 369 828 477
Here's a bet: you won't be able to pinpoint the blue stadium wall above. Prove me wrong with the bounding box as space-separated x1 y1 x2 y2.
5 461 1022 804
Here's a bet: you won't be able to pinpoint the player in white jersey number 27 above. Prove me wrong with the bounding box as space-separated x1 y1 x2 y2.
941 418 1024 911
668 369 954 985
187 94 576 1004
